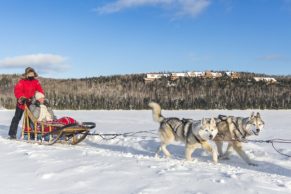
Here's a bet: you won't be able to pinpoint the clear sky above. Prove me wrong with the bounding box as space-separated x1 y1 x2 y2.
0 0 291 78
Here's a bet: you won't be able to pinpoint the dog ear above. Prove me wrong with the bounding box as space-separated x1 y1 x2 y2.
201 118 206 125
251 112 255 118
210 118 216 125
256 112 261 118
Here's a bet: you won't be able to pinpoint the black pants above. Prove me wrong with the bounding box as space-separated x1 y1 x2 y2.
8 106 24 137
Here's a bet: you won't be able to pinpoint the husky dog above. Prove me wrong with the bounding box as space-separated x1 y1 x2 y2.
149 102 218 163
214 112 265 165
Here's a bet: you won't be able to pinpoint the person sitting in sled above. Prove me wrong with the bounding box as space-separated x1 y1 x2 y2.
29 91 56 122
30 91 77 128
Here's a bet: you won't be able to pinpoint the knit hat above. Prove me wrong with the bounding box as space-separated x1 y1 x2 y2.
35 91 45 100
22 67 38 78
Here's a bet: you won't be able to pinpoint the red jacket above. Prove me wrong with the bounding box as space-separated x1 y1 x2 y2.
14 78 44 110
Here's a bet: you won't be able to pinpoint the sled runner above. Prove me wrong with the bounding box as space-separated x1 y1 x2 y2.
21 104 96 145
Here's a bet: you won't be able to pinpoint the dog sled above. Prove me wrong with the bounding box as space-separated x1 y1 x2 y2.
21 104 96 145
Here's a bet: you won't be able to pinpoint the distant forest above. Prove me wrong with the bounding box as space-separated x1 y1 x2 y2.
0 72 291 110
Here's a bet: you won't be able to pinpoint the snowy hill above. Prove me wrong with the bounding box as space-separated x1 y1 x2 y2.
0 109 291 194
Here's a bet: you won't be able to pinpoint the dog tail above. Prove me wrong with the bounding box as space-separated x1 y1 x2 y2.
148 102 164 123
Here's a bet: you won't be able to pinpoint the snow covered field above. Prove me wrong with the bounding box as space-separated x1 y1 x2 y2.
0 109 291 194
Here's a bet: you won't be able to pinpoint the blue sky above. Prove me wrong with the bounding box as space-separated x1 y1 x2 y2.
0 0 291 78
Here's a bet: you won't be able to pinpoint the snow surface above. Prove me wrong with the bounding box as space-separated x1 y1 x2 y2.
0 109 291 194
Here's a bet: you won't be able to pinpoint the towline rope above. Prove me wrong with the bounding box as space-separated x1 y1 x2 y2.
89 130 291 157
88 129 158 140
246 139 291 158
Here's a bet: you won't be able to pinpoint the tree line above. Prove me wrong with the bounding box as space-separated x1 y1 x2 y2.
0 72 291 110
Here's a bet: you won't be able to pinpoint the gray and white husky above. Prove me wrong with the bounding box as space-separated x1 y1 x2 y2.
149 102 218 163
214 112 265 165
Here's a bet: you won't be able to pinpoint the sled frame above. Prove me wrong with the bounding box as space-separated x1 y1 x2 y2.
21 104 95 145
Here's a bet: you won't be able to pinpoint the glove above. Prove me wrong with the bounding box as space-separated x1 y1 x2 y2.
18 97 27 104
35 101 41 107
44 98 51 107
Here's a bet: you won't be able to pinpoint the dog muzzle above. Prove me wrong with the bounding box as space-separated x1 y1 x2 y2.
250 125 260 135
245 124 258 136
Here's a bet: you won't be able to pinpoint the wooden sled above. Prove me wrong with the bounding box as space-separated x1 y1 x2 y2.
21 104 96 145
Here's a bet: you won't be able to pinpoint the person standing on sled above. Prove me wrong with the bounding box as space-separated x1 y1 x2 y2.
8 67 44 139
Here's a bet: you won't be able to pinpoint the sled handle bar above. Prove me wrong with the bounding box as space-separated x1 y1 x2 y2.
81 122 96 129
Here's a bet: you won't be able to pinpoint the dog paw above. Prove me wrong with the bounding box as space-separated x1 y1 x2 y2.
213 156 218 164
185 158 198 163
248 162 258 166
218 155 230 160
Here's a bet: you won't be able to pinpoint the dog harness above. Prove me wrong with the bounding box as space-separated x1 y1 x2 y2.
162 118 202 144
218 115 249 140
232 117 253 139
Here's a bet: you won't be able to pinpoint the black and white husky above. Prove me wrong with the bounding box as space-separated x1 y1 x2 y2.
149 102 218 163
